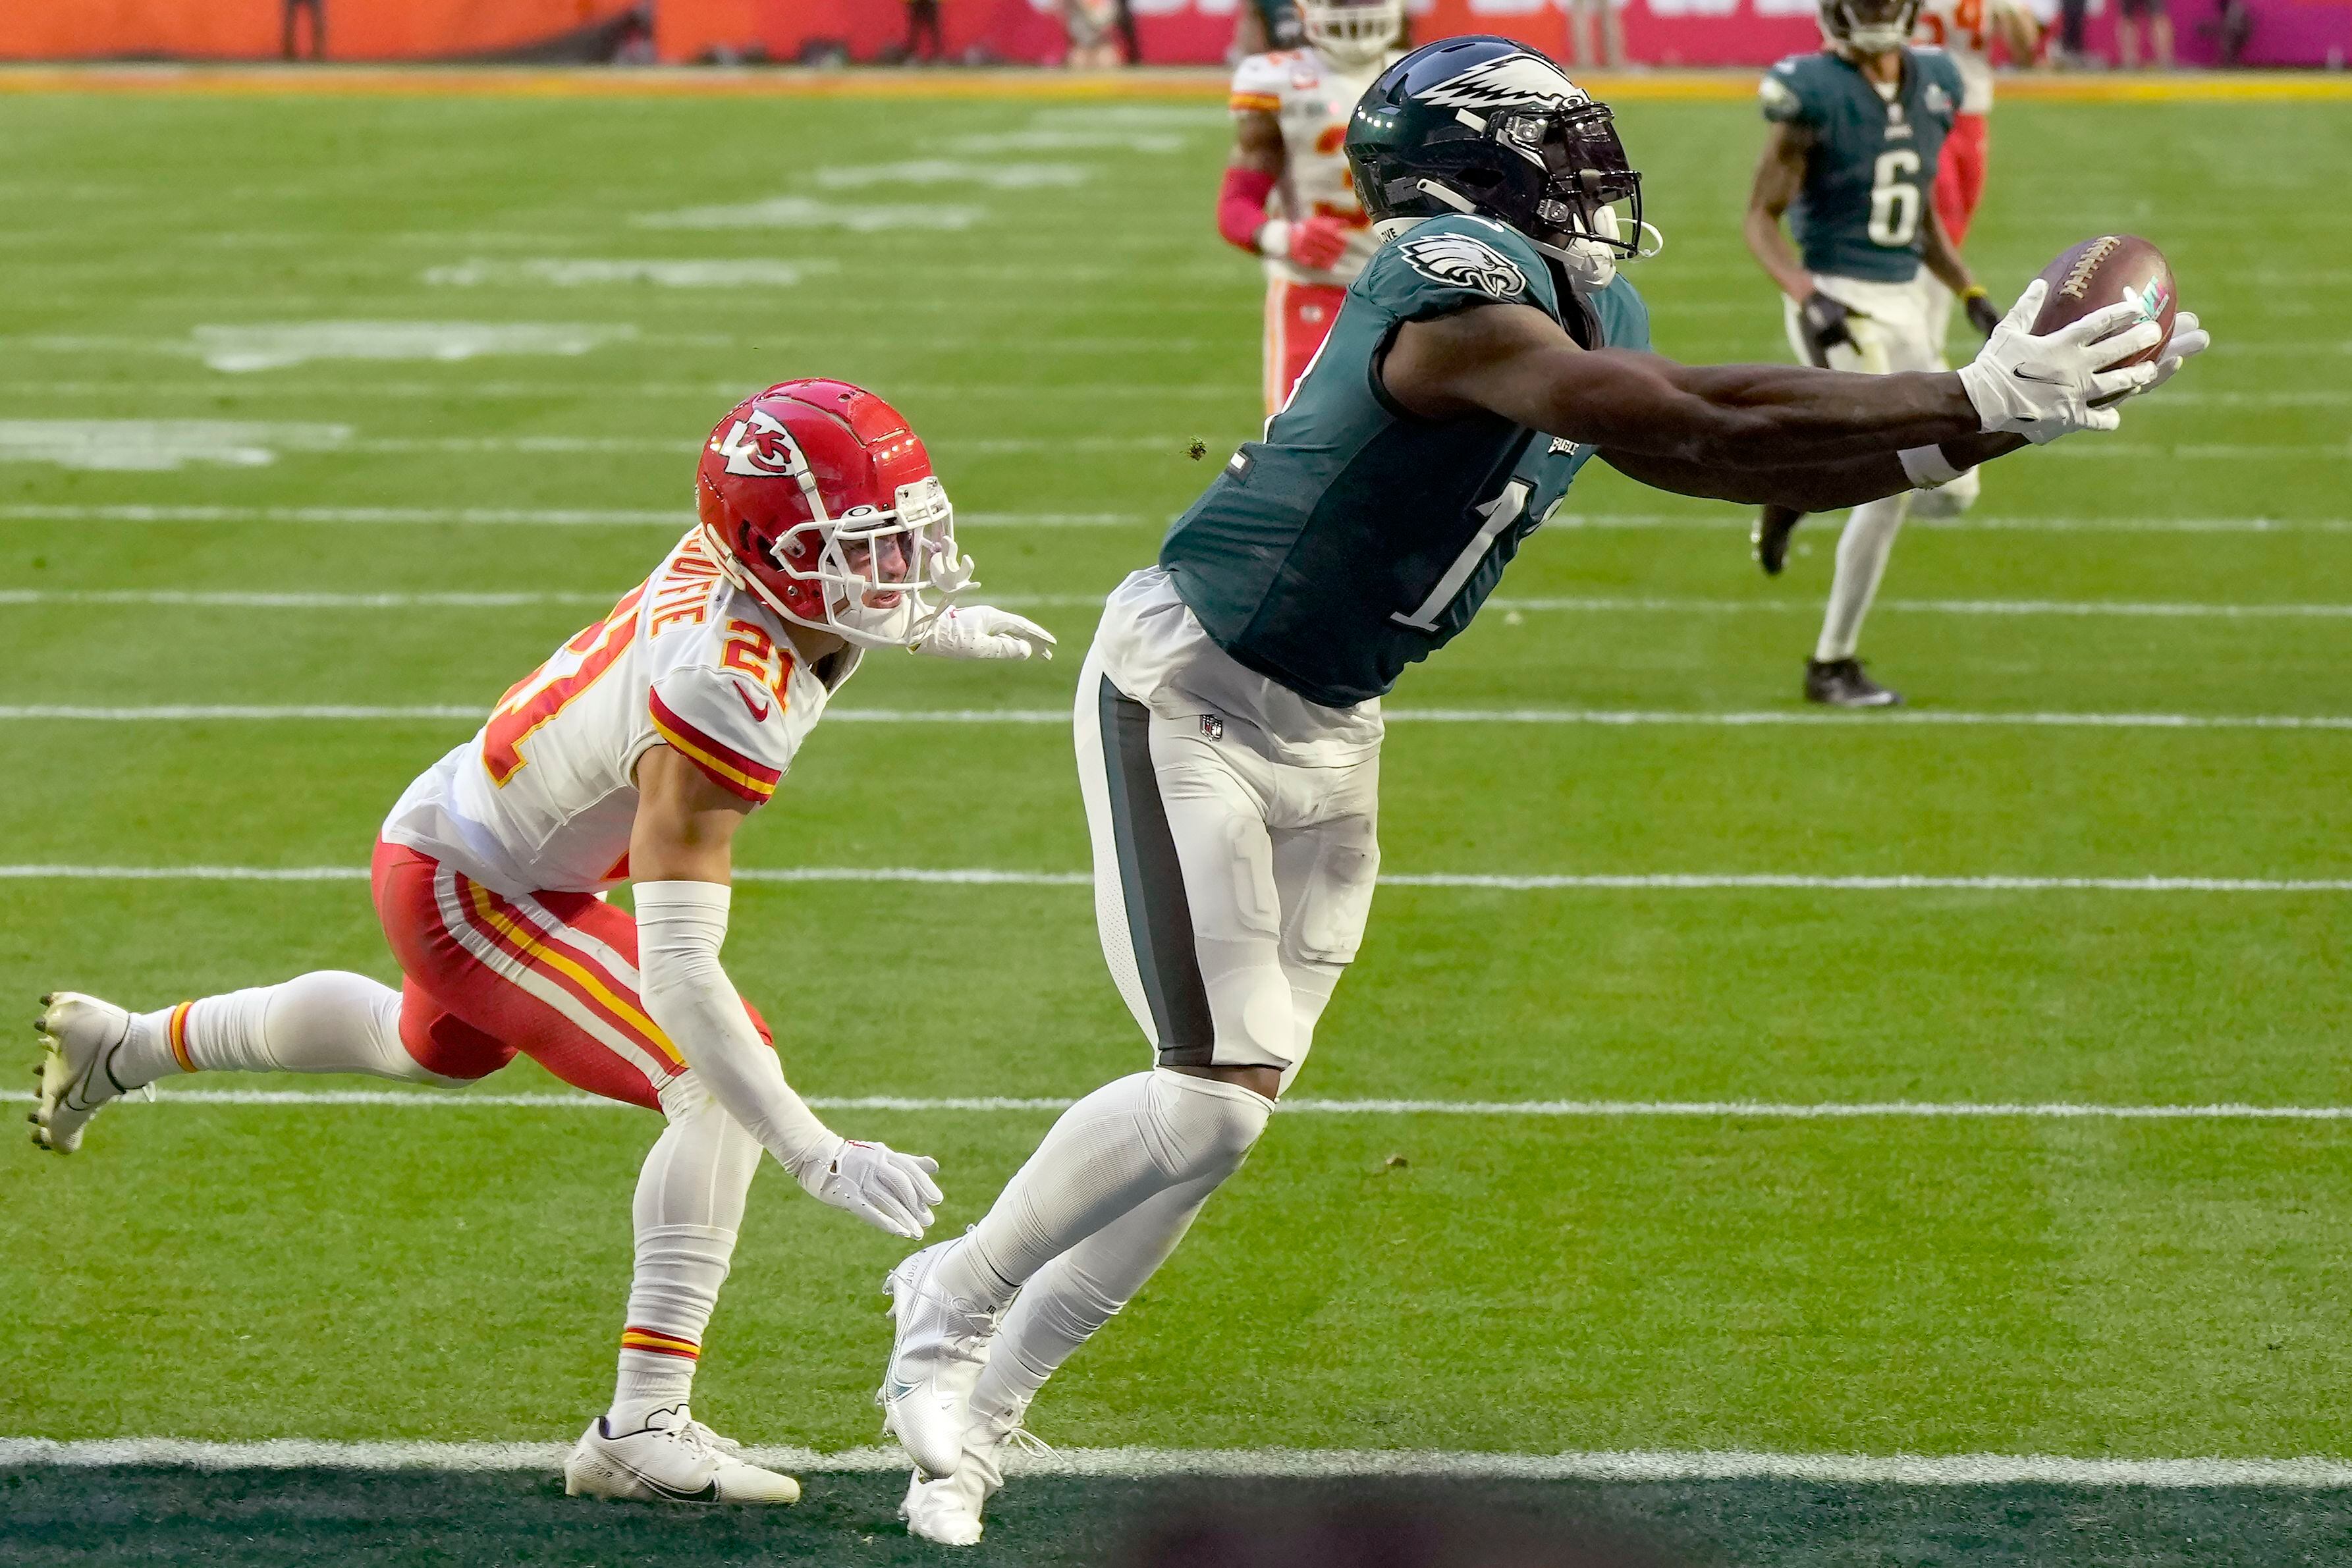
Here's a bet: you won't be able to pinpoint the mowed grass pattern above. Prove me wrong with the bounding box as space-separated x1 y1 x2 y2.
3 83 2349 1497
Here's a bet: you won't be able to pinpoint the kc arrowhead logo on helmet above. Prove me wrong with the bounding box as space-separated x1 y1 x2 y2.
712 408 807 479
694 380 972 650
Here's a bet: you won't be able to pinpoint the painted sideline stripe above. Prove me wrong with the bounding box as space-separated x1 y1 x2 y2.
2 865 2345 892
1 1437 2347 1487
3 1089 2348 1121
5 705 2349 732
3 63 2346 103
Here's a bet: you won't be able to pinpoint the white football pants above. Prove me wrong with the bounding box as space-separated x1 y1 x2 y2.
1784 271 1978 660
936 632 1382 1424
1072 638 1380 1083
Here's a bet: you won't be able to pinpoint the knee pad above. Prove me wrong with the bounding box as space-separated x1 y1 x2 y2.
1152 1068 1272 1179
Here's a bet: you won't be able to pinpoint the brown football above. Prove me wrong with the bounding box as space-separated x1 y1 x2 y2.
2030 234 2177 367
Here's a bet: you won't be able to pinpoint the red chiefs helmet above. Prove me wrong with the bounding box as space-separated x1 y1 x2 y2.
694 379 967 649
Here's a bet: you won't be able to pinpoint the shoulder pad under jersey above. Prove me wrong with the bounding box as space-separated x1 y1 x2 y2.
644 616 802 807
1760 52 1832 124
1360 214 1558 323
1230 51 1291 111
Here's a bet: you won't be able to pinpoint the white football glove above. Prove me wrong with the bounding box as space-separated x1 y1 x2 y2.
1955 279 2166 443
927 548 978 597
794 1137 943 1239
916 604 1056 661
2108 310 2208 403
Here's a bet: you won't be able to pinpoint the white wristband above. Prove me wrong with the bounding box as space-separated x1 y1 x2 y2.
1899 444 1969 489
1256 217 1292 261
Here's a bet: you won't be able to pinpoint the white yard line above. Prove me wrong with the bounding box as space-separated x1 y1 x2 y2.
1549 514 2352 534
0 589 613 609
1 865 2344 892
2 1089 2347 1121
0 379 1253 402
6 705 2349 732
0 706 482 721
0 504 688 526
0 1437 2346 1487
7 585 2347 619
0 503 1147 527
333 435 1192 456
15 503 2352 533
1473 596 2352 619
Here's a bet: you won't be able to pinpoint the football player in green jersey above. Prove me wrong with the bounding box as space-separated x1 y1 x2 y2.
1745 0 2002 707
875 36 2204 1544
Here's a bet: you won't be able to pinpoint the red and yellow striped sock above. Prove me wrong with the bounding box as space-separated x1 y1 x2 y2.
611 1326 700 1426
165 1002 196 1073
619 1326 699 1362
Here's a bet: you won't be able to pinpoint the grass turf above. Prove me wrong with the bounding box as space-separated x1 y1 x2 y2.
5 1468 2352 1567
2 80 2349 1562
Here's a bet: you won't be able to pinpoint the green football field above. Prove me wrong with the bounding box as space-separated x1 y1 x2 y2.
3 75 2349 1564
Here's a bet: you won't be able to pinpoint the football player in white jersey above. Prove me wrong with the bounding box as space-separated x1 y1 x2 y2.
1217 0 1406 414
30 381 1053 1504
1912 0 2039 361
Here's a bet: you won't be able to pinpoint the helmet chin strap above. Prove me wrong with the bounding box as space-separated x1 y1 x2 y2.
1533 208 1666 295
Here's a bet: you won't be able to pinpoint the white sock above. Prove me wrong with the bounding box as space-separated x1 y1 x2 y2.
609 1087 759 1430
936 1068 1271 1311
117 972 442 1088
1814 493 1912 663
970 1179 1212 1429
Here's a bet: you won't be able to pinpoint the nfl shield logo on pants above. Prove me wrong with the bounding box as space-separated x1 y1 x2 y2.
1199 714 1224 741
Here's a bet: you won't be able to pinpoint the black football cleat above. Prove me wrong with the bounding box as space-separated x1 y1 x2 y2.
1753 505 1803 576
1805 658 1903 709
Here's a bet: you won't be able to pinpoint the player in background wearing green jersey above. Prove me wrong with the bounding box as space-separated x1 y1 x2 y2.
874 36 2204 1544
1745 0 2005 707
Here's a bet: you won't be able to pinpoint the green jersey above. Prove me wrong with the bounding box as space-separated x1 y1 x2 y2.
1159 213 1650 709
1759 47 1964 284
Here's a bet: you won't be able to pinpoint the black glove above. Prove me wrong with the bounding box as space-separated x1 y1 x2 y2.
1963 287 2004 338
1797 291 1860 361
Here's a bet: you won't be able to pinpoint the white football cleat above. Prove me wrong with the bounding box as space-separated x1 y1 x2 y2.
31 992 144 1154
879 1240 1002 1478
901 1408 1046 1547
563 1407 801 1504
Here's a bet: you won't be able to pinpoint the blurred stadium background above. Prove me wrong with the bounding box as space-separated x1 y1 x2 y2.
3 2 2349 1565
6 0 2349 65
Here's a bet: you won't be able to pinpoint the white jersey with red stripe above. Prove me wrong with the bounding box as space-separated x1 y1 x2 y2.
1915 0 2024 114
1229 45 1392 288
383 527 858 897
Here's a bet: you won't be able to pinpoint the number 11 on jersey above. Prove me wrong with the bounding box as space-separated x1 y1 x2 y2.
1391 479 1531 632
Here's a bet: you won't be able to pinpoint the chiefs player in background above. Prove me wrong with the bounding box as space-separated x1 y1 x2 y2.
1913 0 2040 364
31 383 1053 1505
1217 0 1406 414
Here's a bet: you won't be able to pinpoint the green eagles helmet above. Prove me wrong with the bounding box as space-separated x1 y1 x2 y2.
1346 36 1644 272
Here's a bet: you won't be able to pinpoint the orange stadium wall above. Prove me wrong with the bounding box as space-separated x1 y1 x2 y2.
0 0 638 61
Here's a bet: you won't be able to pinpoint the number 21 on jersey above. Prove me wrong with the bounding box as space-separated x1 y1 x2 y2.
481 587 644 785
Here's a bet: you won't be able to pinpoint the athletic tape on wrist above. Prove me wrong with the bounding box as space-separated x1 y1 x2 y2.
1900 445 1968 489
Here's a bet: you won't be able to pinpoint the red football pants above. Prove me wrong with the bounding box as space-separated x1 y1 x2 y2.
1934 113 1990 248
1263 279 1347 416
371 840 771 1111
